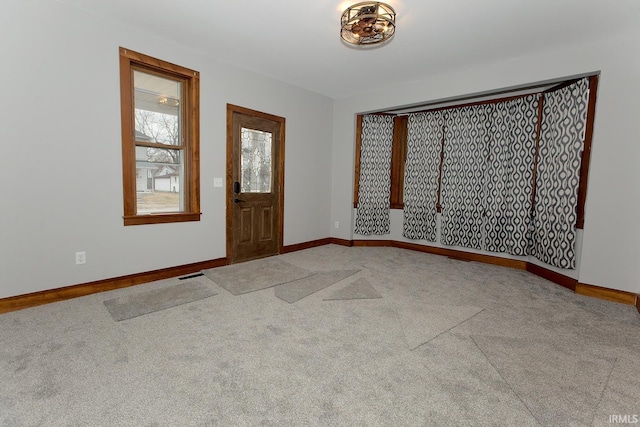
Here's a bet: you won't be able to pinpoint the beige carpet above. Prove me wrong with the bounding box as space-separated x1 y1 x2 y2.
103 280 217 321
323 278 382 301
274 269 360 303
202 257 313 295
1 245 639 426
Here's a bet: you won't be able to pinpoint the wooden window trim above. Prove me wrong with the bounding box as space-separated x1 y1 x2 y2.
119 47 201 226
389 115 408 209
353 115 363 208
353 114 409 209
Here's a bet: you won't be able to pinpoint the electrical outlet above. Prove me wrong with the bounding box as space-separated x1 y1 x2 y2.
334 221 340 229
75 251 86 265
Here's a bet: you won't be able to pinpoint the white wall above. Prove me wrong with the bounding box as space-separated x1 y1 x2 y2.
0 1 333 299
1 2 637 300
331 27 640 294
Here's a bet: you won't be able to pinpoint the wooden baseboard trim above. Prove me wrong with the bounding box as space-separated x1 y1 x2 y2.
328 237 354 247
2 236 635 314
526 263 578 291
282 238 335 253
394 241 528 270
352 239 587 295
282 237 354 253
0 237 356 315
353 239 527 270
575 283 637 305
350 239 636 308
0 257 228 315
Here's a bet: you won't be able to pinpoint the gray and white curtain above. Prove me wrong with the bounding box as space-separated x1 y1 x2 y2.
440 106 492 249
483 95 540 255
402 111 444 241
532 78 589 268
354 114 394 235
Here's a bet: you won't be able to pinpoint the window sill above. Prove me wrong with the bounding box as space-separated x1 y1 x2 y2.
123 212 201 226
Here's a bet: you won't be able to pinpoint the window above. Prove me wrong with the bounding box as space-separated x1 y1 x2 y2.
119 47 200 226
241 127 273 193
353 74 598 230
353 75 599 268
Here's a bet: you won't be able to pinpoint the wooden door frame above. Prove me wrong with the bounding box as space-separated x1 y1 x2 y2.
226 104 285 263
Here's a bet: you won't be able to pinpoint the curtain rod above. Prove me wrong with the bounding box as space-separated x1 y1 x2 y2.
367 71 599 116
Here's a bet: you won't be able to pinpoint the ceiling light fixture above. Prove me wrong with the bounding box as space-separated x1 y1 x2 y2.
340 2 396 46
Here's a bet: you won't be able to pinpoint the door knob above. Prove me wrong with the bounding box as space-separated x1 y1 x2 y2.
233 198 244 203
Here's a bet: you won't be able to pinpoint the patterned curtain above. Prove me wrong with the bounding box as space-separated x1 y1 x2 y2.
440 105 492 249
402 111 444 241
354 114 394 235
483 95 539 255
532 78 589 269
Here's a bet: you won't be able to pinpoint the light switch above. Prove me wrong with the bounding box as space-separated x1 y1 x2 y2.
213 178 223 188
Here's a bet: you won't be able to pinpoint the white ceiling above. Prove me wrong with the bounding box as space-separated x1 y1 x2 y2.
60 0 639 99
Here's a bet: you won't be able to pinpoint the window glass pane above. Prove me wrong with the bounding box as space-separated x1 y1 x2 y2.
241 127 272 193
134 70 182 146
135 147 184 214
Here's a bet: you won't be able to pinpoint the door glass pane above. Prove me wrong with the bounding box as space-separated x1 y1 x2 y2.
241 127 272 193
133 70 182 146
135 147 184 213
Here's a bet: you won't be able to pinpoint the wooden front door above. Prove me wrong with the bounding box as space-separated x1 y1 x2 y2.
227 104 285 263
